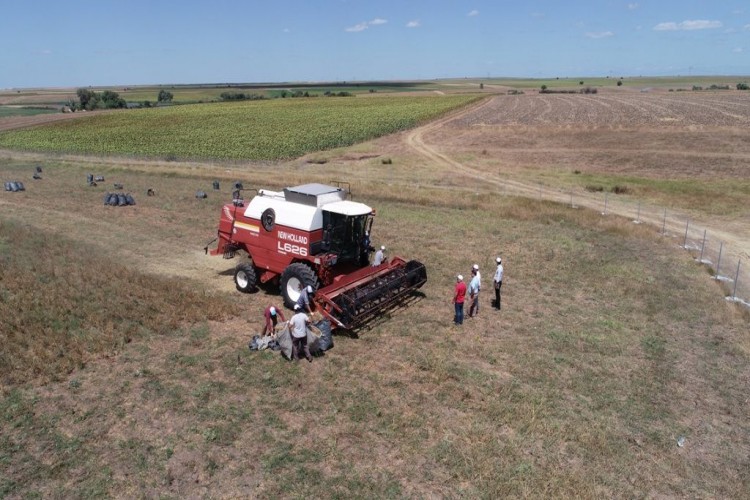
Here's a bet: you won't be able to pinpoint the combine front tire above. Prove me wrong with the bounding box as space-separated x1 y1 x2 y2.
234 263 257 293
280 263 319 309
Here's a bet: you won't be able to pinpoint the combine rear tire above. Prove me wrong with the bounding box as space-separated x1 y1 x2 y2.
280 263 319 309
234 263 257 293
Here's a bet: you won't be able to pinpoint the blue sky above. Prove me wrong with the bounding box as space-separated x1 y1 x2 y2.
1 0 748 88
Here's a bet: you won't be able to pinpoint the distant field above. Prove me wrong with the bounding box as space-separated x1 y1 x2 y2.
0 106 57 118
468 75 750 89
0 95 480 160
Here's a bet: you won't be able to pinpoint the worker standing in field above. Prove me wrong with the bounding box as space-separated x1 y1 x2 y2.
468 266 481 318
372 245 386 266
453 274 467 325
493 257 504 310
263 305 286 336
297 284 315 314
288 304 312 362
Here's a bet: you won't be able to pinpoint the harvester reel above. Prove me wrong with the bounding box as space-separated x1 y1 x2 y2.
234 263 257 293
280 263 319 309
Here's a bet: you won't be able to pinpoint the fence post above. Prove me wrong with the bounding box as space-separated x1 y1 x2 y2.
633 201 641 224
732 259 740 300
698 229 707 263
683 219 690 248
715 242 723 279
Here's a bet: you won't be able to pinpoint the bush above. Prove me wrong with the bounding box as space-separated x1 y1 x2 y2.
737 82 749 90
616 80 623 87
158 89 173 103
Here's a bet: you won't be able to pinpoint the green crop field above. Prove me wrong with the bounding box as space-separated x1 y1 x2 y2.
0 106 58 117
0 95 480 160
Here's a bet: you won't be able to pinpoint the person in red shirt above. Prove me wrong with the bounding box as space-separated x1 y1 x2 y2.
453 274 467 325
263 305 286 335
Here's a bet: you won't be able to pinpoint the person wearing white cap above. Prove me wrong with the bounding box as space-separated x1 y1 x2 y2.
372 245 386 266
493 257 504 310
468 265 481 318
452 274 467 325
263 304 287 335
288 304 312 362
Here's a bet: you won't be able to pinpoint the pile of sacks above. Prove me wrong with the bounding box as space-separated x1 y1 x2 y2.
103 192 136 206
4 181 26 192
249 312 334 359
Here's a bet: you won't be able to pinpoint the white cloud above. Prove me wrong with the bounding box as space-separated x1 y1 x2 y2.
283 28 290 33
467 10 479 17
345 18 388 32
627 3 639 10
733 47 744 53
346 22 368 32
586 31 614 39
406 20 420 28
653 20 723 31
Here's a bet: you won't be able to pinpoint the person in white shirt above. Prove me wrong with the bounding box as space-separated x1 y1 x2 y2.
468 267 481 317
288 304 312 362
372 245 385 266
493 257 504 310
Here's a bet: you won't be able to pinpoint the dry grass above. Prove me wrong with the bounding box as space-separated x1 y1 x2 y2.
1 156 748 497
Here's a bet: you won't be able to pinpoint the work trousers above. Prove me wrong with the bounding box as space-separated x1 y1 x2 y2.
454 302 464 325
469 293 479 317
292 335 312 361
494 282 502 309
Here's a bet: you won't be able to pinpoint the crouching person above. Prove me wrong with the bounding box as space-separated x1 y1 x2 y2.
263 305 286 336
289 304 312 362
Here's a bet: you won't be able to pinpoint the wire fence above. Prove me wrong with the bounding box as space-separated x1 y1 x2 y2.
510 182 749 309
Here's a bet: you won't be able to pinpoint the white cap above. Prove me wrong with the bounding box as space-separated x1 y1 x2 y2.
306 285 313 293
294 304 301 311
457 274 464 281
472 264 479 270
496 257 502 263
380 245 385 251
269 306 276 315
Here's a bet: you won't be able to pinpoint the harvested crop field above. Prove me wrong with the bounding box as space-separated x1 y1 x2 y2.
1 85 749 498
454 91 750 127
423 91 750 182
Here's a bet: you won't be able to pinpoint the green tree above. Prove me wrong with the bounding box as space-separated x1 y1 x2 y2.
737 82 749 90
617 80 623 86
540 84 547 91
100 90 126 109
76 88 99 110
158 89 174 103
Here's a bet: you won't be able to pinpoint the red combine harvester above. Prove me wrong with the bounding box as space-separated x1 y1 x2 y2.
207 183 427 330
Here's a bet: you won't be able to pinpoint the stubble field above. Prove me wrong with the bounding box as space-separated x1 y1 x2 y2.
1 87 749 498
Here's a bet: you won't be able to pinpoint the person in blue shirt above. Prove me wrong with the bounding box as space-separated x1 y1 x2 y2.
468 267 481 317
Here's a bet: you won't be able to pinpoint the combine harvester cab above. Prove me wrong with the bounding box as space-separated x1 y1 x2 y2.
208 183 427 330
